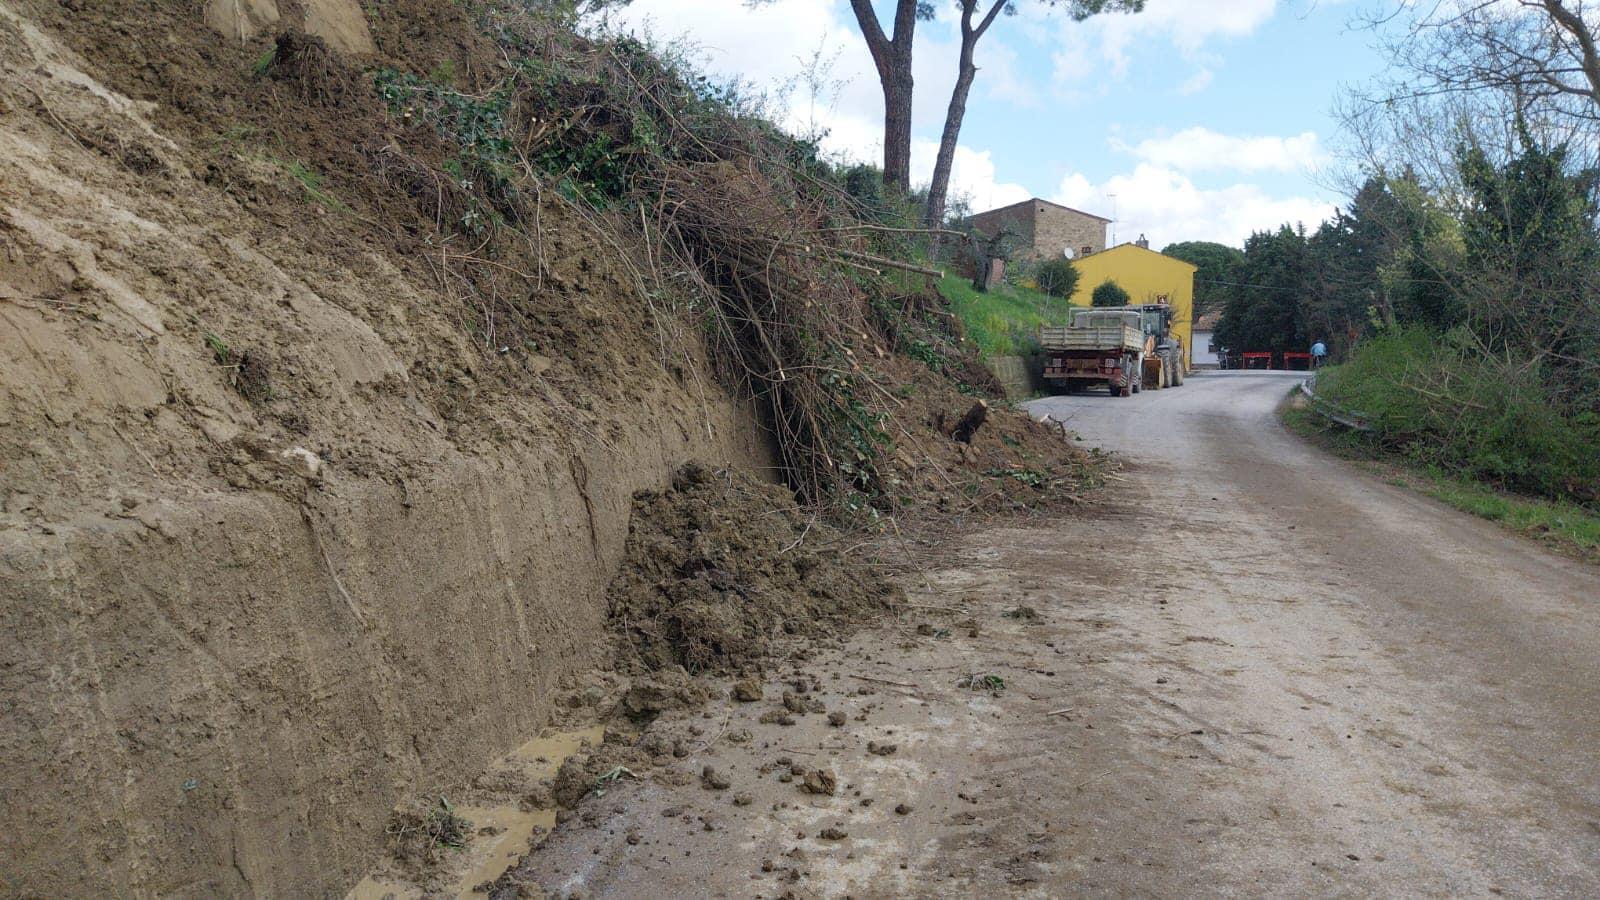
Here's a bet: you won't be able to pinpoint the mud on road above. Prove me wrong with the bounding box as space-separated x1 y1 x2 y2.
476 372 1600 898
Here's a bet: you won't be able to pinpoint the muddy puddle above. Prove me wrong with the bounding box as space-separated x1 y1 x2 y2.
347 725 605 899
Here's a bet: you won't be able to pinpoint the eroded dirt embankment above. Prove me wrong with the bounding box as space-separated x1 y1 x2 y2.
0 3 767 895
0 1 1104 894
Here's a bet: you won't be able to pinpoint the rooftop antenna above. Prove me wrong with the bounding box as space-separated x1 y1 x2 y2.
1107 192 1118 245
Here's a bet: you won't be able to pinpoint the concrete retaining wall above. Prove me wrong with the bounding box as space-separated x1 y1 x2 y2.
988 355 1037 400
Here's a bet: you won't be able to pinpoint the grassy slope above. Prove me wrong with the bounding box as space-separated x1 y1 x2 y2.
936 273 1070 357
1283 405 1600 565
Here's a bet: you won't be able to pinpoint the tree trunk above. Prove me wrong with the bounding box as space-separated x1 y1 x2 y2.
848 0 921 194
924 45 977 228
951 400 989 443
925 1 1008 228
1540 0 1600 106
881 58 914 193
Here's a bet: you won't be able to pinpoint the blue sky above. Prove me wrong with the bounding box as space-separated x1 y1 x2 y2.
611 0 1392 247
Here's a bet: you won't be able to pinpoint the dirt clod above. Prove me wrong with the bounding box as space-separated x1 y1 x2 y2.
551 757 593 809
801 768 837 796
732 679 764 702
608 466 901 675
619 672 710 723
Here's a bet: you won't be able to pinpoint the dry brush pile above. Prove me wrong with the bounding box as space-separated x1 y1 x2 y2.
252 1 1098 516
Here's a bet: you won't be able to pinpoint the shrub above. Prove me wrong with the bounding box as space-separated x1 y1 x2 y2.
1091 279 1130 307
1035 258 1080 299
1319 326 1600 502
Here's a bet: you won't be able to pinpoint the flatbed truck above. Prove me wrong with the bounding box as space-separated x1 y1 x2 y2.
1039 305 1185 397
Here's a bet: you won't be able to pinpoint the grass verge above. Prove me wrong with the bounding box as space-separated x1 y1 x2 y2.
935 273 1071 358
1283 403 1600 565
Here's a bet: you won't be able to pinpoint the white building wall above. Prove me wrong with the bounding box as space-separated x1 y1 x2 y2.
1192 329 1219 367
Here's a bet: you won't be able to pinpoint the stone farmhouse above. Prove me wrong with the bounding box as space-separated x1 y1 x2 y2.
965 197 1111 262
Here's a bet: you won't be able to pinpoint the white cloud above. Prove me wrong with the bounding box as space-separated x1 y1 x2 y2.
1124 127 1326 173
1050 0 1279 91
1177 68 1215 95
1051 163 1336 248
609 0 975 161
1101 0 1279 56
910 138 1033 211
601 2 1336 247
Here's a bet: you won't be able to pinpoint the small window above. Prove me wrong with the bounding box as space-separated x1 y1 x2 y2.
1081 245 1092 256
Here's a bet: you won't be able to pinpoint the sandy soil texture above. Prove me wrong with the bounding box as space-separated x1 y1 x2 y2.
498 371 1600 898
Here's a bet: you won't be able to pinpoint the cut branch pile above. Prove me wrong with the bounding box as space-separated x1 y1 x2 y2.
648 160 897 503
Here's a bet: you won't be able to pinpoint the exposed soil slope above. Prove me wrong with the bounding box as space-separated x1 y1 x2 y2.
0 3 766 896
0 2 1095 896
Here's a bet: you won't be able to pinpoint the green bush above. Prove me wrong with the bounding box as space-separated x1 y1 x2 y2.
1091 279 1130 307
1034 258 1081 299
1318 327 1600 502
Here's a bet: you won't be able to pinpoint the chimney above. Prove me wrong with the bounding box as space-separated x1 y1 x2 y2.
1135 233 1149 249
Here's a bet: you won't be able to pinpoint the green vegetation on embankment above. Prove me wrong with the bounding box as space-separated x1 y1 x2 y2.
1285 339 1600 564
935 272 1069 358
1311 328 1600 502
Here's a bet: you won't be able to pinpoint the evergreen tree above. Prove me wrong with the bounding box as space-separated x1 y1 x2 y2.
1215 226 1311 353
1457 132 1600 405
1161 240 1242 319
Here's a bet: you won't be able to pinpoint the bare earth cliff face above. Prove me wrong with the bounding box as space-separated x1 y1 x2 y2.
0 2 768 895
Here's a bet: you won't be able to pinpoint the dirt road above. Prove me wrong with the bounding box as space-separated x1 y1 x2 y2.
507 370 1600 898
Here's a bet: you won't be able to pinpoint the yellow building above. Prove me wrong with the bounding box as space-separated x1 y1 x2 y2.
1067 243 1197 368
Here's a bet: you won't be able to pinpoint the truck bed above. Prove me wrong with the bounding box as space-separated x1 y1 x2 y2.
1038 323 1144 353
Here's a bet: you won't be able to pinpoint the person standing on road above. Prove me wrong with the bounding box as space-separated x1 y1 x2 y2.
1311 339 1328 368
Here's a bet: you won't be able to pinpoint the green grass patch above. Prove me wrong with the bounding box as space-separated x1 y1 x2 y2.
1312 327 1600 501
935 273 1072 358
271 157 349 212
250 47 276 77
1284 404 1600 564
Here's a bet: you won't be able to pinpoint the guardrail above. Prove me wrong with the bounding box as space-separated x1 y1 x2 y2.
1299 371 1372 432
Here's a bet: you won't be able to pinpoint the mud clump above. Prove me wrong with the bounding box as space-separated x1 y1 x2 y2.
801 768 837 796
550 756 595 809
608 464 901 674
619 670 711 722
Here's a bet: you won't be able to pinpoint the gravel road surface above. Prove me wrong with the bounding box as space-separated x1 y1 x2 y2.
510 369 1600 898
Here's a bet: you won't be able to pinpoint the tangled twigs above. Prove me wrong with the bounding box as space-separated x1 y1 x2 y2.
265 32 354 107
642 160 898 505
